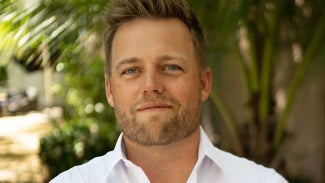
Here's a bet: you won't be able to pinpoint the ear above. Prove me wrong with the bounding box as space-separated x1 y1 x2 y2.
200 68 212 102
105 77 115 108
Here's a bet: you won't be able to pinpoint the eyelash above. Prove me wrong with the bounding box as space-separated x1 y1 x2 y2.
120 64 183 76
163 64 183 72
166 65 180 71
121 67 139 75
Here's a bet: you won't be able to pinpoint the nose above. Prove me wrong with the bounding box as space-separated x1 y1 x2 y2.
142 70 164 95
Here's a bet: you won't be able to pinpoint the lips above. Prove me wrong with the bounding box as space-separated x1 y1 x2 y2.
136 103 172 111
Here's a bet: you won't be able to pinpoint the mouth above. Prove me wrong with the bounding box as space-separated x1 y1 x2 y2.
137 103 172 112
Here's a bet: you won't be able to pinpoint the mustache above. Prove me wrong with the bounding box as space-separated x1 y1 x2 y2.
131 95 180 111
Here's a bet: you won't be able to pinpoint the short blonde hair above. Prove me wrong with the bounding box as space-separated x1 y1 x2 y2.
104 0 207 76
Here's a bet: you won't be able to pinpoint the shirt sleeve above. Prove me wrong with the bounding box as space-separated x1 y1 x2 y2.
49 169 85 183
267 169 288 183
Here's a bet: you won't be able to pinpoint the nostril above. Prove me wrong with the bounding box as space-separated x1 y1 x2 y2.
144 88 162 95
153 89 161 94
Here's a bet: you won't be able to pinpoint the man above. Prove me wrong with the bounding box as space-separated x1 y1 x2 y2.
51 0 288 182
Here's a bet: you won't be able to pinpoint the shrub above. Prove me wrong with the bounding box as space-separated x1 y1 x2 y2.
39 118 119 180
39 54 120 180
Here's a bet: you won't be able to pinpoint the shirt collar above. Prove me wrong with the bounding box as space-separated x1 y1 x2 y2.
111 132 137 168
108 126 225 175
197 126 225 172
103 133 128 178
114 133 128 160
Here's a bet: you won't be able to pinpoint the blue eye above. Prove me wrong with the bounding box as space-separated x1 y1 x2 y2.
122 68 137 75
166 65 180 71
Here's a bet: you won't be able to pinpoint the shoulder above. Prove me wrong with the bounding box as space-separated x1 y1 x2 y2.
50 151 116 183
210 147 288 183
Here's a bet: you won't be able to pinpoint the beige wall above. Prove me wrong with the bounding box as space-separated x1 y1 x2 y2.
7 61 64 108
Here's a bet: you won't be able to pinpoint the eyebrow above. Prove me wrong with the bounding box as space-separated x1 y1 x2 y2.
114 54 188 71
115 57 141 72
158 54 188 64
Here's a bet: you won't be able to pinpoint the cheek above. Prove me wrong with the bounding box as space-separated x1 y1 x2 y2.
170 80 201 105
111 83 139 109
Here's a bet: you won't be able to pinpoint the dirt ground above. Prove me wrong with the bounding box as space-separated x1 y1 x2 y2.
0 112 53 183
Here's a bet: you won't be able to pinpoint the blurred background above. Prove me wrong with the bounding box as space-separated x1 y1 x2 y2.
0 0 324 182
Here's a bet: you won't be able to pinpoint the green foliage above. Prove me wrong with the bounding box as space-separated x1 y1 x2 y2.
197 0 324 153
0 0 107 67
39 118 119 180
1 0 121 180
39 52 119 180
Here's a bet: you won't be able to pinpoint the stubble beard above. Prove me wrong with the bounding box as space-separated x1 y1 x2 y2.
114 96 202 146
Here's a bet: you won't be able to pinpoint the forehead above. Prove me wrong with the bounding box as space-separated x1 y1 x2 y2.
111 18 195 67
114 18 192 41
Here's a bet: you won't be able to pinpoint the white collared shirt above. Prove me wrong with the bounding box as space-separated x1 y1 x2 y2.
50 127 288 183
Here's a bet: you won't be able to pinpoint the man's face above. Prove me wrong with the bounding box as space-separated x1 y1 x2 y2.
105 18 211 146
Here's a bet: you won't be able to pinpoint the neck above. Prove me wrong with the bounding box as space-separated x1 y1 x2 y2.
123 127 200 183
